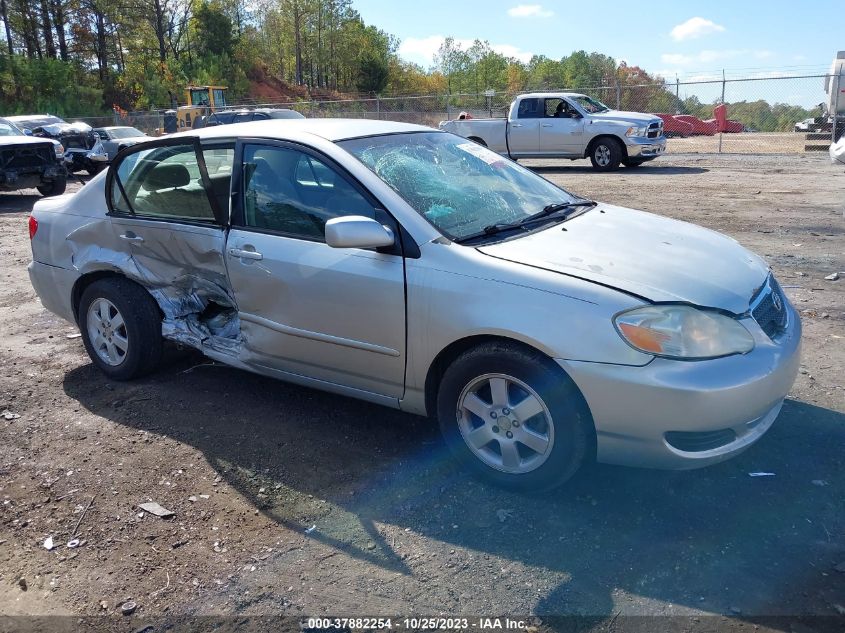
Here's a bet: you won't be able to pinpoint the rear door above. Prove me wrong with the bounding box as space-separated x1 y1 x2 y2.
224 139 407 398
106 137 235 313
508 98 541 155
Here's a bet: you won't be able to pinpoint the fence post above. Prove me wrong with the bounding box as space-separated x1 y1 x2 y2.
615 81 621 110
376 97 381 120
718 69 726 153
832 72 841 143
675 75 680 113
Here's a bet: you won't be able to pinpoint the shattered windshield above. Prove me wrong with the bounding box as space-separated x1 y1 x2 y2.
339 132 577 241
571 95 610 113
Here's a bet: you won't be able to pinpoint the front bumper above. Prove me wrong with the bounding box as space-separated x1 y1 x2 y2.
64 143 108 171
625 135 667 158
558 302 801 469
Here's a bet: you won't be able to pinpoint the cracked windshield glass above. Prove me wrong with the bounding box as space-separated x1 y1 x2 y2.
340 132 578 240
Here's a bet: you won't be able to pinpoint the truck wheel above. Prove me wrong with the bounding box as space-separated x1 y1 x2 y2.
37 175 67 197
589 137 623 171
78 278 163 380
87 163 106 176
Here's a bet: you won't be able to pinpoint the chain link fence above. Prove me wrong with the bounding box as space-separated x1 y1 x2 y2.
74 73 842 154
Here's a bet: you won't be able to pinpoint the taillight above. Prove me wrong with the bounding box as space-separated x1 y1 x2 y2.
28 216 38 240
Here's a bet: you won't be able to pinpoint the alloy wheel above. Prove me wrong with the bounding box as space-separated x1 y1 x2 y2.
456 373 555 474
86 298 128 366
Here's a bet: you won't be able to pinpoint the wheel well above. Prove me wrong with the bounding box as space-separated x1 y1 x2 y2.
71 271 161 323
424 335 556 417
467 136 487 147
423 334 597 457
585 134 627 160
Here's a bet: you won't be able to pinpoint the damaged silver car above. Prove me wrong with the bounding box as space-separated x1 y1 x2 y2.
28 120 801 490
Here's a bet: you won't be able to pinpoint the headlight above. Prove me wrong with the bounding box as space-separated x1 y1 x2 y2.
614 305 754 360
626 125 648 137
54 144 64 158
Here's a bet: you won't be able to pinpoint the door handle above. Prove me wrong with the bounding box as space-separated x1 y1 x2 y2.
228 247 263 261
511 123 523 128
119 233 144 243
541 123 553 128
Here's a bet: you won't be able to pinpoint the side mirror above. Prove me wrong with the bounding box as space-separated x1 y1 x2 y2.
23 128 33 136
325 215 395 249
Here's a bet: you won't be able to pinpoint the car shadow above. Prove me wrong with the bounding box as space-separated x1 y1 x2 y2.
62 356 845 625
527 164 709 176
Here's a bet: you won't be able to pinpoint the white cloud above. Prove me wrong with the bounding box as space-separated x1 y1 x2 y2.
490 44 534 64
507 4 554 18
670 17 725 41
398 36 449 65
398 36 533 66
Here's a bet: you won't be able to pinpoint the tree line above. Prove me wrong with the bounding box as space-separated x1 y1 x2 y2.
0 1 821 132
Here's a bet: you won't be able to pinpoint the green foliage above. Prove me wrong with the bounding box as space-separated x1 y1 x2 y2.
0 0 823 127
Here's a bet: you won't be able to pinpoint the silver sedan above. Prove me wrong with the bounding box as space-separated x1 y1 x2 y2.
27 120 801 490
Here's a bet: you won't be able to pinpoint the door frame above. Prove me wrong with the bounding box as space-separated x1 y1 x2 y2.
105 135 229 226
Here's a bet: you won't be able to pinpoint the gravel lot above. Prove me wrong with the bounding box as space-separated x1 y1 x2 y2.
0 154 843 631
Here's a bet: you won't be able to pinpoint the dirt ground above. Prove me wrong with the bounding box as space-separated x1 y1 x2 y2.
0 154 844 632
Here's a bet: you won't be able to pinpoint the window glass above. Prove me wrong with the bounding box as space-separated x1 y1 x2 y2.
339 132 578 241
570 95 610 113
111 143 233 222
517 98 542 119
242 145 375 240
545 98 565 117
233 112 253 124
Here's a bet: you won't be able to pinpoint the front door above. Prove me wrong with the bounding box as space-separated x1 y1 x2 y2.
539 98 585 155
225 140 407 398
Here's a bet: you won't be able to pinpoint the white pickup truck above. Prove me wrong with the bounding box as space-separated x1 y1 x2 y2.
439 92 666 171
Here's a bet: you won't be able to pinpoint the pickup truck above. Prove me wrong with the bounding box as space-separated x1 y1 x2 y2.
0 116 67 196
439 92 666 171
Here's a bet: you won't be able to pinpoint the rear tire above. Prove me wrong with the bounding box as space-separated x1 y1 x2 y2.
78 278 163 381
589 137 623 171
37 175 67 197
86 163 106 176
436 342 592 492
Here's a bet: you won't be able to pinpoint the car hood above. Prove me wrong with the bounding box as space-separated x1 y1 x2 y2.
0 135 59 148
477 204 769 314
588 110 661 125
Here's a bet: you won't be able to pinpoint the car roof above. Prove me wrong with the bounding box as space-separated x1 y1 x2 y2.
173 118 435 142
518 92 587 100
94 125 140 131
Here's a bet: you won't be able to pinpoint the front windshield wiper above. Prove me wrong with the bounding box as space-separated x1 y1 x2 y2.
518 199 597 226
453 222 529 244
453 199 597 244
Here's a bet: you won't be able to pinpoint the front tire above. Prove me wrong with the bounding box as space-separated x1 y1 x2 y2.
78 278 163 380
37 175 67 197
589 137 623 171
437 342 592 491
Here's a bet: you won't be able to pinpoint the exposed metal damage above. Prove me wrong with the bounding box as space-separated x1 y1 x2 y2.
66 218 243 358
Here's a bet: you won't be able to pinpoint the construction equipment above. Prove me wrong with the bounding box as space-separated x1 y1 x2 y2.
806 52 845 150
175 86 228 131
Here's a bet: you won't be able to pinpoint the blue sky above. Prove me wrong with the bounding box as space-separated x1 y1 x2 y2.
354 0 840 105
